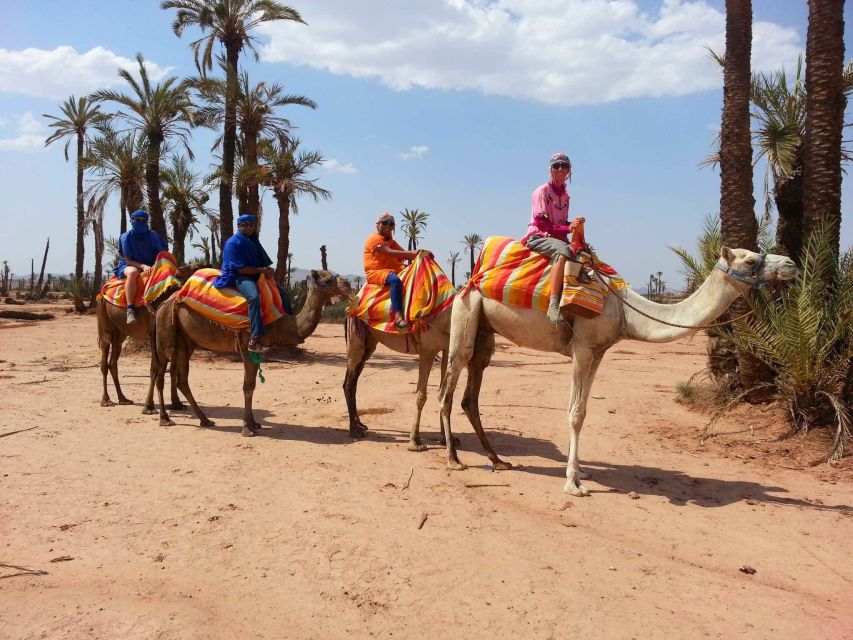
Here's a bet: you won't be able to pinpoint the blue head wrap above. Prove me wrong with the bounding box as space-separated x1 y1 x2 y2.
130 210 149 221
237 214 257 226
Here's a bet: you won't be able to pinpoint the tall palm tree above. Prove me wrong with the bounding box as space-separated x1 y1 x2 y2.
92 53 195 239
195 70 316 216
162 0 306 249
400 208 429 250
802 0 846 256
83 125 147 236
43 95 109 309
447 250 461 287
84 194 107 307
161 155 213 264
462 234 483 279
258 136 331 283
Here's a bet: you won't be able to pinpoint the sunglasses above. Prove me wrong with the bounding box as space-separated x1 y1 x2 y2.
551 162 571 170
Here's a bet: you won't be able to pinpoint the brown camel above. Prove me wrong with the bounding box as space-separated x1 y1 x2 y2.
152 270 351 436
96 263 197 410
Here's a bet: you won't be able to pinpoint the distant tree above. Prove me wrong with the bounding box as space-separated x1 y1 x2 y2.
447 250 461 287
161 155 212 264
400 208 429 250
43 95 108 310
462 234 484 278
162 0 306 248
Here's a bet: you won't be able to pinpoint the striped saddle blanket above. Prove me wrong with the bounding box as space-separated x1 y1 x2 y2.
98 251 181 308
174 269 286 330
348 252 456 333
465 237 626 317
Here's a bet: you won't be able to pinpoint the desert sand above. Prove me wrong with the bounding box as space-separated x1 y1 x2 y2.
1 308 851 639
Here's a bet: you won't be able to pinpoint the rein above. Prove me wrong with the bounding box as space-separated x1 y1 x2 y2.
587 257 767 331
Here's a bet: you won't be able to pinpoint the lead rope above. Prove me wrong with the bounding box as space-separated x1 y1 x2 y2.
587 263 755 331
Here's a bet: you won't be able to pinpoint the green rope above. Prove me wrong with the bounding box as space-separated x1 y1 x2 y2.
249 350 266 383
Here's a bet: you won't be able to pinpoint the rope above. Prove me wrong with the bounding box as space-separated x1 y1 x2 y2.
588 264 755 331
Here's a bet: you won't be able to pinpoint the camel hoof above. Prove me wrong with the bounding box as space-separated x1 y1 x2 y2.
579 469 591 480
356 421 369 431
160 418 176 427
447 461 467 471
118 399 134 406
169 402 186 411
407 442 428 452
141 407 157 415
241 426 256 437
101 399 115 408
199 418 215 428
563 482 591 497
493 460 513 471
250 422 262 432
349 428 366 439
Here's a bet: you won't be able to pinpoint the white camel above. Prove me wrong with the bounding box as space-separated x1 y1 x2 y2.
437 246 798 496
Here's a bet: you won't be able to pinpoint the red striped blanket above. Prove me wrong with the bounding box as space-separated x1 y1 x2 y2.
348 252 456 333
98 251 181 308
174 269 286 330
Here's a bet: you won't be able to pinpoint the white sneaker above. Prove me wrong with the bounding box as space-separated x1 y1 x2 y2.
126 307 137 324
546 303 564 323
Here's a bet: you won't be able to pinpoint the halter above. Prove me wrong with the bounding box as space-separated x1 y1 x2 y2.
714 253 768 289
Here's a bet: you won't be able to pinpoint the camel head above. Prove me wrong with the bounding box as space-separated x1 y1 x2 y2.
717 247 798 289
308 269 353 302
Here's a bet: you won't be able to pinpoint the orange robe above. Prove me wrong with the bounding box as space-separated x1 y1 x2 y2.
363 232 405 285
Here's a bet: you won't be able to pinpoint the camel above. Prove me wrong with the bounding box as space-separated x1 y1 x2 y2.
152 270 351 436
343 309 451 443
96 262 197 410
437 246 798 496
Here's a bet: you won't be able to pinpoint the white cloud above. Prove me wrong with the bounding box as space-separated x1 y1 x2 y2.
322 158 358 174
258 0 801 107
0 46 171 100
399 145 429 160
0 112 47 152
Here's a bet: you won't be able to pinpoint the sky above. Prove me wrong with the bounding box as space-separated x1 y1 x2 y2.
0 0 851 291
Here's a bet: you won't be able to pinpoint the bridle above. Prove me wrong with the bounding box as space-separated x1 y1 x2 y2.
714 253 768 289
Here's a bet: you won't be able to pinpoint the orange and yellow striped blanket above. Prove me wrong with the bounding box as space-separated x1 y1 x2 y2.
174 269 286 330
98 251 181 308
348 252 456 333
464 237 626 313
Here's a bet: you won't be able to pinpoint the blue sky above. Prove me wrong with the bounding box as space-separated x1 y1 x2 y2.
0 0 851 290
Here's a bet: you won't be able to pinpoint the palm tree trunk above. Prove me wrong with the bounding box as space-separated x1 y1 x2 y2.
245 133 261 217
773 164 804 263
450 263 456 287
469 247 475 276
145 139 167 239
172 210 188 265
119 186 128 236
719 0 765 396
803 0 845 255
220 46 239 249
75 134 85 281
274 191 291 284
90 218 104 307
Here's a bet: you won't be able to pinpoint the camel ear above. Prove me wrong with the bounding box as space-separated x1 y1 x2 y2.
310 269 319 281
720 246 735 264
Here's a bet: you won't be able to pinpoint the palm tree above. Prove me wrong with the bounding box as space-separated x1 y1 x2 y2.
84 195 107 307
92 53 195 239
195 70 316 216
43 95 109 309
400 208 429 250
191 235 211 264
162 0 306 249
802 0 846 257
447 250 461 287
258 136 331 283
462 234 483 279
83 125 147 235
161 155 213 263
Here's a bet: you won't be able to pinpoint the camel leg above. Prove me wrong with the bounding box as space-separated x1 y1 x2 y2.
461 328 511 470
438 294 483 470
154 353 175 426
564 345 605 496
168 359 186 410
342 323 376 437
142 341 159 415
407 351 437 451
169 339 213 428
99 331 115 407
108 334 133 405
240 350 261 437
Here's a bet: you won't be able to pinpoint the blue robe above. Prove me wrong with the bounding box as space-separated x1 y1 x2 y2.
214 232 273 288
113 229 167 278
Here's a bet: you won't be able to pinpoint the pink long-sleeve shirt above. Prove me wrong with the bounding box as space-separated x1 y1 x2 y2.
521 182 571 244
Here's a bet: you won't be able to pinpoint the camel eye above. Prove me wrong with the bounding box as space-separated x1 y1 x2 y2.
745 258 755 265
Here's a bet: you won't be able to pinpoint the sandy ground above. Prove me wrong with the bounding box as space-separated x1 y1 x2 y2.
1 307 851 640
